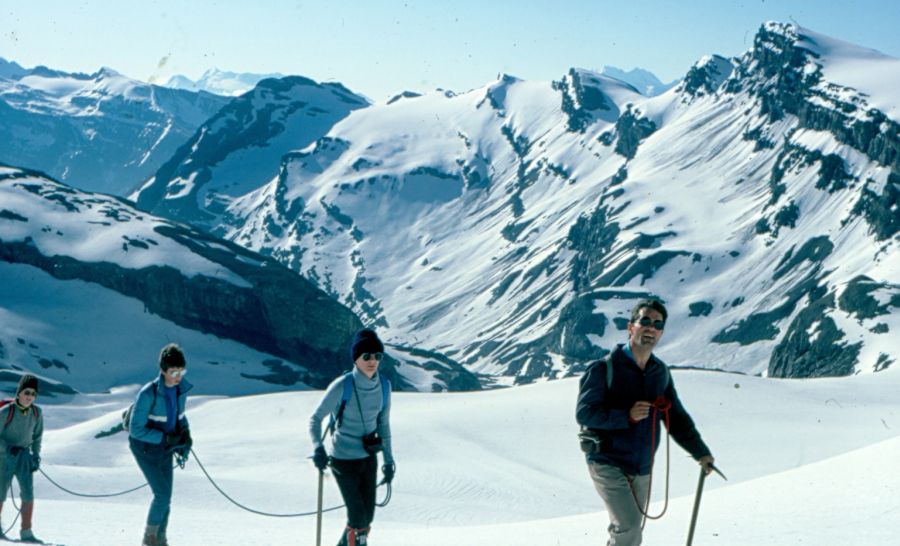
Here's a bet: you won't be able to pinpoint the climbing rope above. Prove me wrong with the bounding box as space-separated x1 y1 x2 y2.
185 448 392 518
38 467 151 498
34 448 391 519
2 483 21 537
629 396 672 528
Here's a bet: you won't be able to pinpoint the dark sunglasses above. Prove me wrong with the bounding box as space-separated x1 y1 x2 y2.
361 352 383 362
637 317 665 330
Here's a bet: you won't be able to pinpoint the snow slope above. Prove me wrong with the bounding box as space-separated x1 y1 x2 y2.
21 362 900 545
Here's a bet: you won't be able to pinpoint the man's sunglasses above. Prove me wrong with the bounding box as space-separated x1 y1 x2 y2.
166 369 188 378
20 389 37 397
636 317 666 331
361 352 383 362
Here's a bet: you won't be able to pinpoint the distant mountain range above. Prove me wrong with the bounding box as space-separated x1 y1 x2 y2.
2 22 897 390
0 61 229 195
600 65 679 96
165 68 285 96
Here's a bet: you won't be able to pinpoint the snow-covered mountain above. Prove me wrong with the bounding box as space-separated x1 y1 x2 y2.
165 68 285 96
0 61 229 195
600 65 679 96
137 23 897 387
132 76 370 229
0 164 371 397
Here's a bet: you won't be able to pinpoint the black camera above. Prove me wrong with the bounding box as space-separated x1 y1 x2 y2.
578 429 605 454
362 431 383 454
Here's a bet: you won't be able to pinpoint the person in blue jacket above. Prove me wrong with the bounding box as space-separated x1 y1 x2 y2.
309 329 395 546
129 343 193 546
576 299 715 546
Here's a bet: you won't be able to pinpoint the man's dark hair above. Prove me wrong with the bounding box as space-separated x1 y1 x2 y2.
159 343 186 370
630 299 668 323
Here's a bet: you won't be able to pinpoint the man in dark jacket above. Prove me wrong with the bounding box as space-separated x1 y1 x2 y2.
576 299 714 546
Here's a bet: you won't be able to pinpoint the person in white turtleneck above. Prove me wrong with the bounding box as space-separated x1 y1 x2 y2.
309 329 395 546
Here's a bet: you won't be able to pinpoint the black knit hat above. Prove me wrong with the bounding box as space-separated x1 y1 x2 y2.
350 329 384 362
159 343 187 371
17 374 38 395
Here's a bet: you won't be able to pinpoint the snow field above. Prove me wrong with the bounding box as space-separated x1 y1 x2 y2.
25 366 900 545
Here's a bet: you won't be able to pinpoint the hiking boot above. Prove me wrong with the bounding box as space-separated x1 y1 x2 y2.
142 524 160 546
341 527 370 546
20 528 42 543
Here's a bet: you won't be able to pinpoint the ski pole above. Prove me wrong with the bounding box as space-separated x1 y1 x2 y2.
316 469 324 546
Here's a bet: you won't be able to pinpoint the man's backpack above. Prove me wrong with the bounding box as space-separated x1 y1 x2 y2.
0 399 40 428
327 372 391 435
577 357 613 454
122 385 158 432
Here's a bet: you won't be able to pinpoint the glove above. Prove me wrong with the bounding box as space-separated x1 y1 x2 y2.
312 446 329 471
382 463 395 484
165 429 192 450
30 453 40 473
175 445 191 462
165 432 181 448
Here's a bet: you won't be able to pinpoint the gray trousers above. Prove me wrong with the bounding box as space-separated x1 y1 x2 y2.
0 449 35 503
588 461 650 546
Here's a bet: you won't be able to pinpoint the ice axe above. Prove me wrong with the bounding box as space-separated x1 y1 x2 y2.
685 463 727 546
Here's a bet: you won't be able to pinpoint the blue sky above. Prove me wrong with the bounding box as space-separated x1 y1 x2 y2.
2 0 899 100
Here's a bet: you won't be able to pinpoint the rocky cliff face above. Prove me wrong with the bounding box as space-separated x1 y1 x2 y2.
0 166 362 390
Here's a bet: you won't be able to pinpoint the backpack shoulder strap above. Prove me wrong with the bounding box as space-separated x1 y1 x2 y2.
604 356 613 390
381 376 391 405
0 400 14 426
380 376 391 413
341 372 355 402
328 372 355 433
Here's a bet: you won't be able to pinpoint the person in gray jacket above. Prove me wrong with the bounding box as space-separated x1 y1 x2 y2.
309 329 395 546
129 344 193 546
0 374 43 543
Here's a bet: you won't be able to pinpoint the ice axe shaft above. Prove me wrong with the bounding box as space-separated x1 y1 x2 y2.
685 467 706 546
686 463 726 546
316 469 324 546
